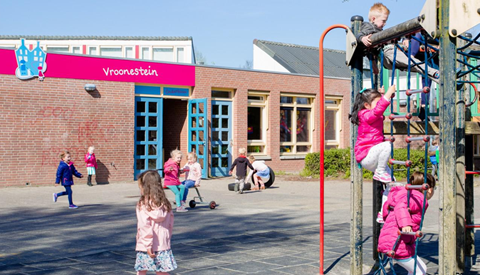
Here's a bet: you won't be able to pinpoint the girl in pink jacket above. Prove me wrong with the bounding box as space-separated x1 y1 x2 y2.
135 170 177 275
350 85 395 223
378 172 435 275
84 146 97 187
164 149 187 213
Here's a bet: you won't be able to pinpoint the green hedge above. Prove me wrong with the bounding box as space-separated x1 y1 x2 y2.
304 148 432 180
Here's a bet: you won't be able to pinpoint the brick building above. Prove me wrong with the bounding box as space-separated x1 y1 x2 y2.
0 39 351 187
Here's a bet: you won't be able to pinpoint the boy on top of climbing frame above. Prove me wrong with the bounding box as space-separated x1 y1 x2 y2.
356 3 440 83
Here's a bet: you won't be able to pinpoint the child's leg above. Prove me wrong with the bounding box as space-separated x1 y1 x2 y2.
360 141 391 174
178 184 186 204
395 256 427 275
234 176 239 192
182 180 195 202
65 185 73 205
258 177 265 189
137 271 147 275
239 176 245 191
167 186 182 207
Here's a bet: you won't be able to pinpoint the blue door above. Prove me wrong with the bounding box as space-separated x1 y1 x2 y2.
211 100 232 177
134 97 163 179
188 98 208 178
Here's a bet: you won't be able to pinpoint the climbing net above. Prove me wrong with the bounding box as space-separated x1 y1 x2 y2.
370 30 480 274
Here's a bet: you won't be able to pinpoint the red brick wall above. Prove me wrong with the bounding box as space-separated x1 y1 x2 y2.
0 66 351 186
0 75 134 187
194 67 351 174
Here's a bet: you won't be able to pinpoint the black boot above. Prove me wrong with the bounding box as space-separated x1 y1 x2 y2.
87 175 93 186
418 107 426 122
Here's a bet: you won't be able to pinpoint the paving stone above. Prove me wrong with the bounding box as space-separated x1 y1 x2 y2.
220 260 283 273
179 266 244 275
175 258 230 270
274 263 320 274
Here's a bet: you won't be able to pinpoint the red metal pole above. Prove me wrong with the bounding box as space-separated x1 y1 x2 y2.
319 24 348 275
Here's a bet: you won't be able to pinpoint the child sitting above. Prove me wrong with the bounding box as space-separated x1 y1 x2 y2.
181 151 202 206
357 3 439 83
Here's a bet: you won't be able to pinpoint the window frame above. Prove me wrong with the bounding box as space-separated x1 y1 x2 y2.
152 47 174 62
247 91 269 155
325 96 342 149
279 94 315 156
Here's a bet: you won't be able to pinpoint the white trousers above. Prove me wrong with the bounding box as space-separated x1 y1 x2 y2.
396 256 427 275
360 141 392 175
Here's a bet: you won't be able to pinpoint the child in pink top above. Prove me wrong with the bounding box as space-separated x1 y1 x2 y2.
378 172 435 275
181 151 202 206
163 149 187 213
350 85 395 223
84 146 97 187
135 170 176 275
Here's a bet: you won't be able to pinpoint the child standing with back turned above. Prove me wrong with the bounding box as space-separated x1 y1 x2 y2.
350 85 395 223
135 170 177 275
229 148 254 194
53 151 83 209
378 172 435 275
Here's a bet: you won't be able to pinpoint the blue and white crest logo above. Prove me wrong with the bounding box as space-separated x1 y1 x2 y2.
15 39 47 81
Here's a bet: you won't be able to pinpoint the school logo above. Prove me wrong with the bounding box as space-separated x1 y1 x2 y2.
15 39 47 81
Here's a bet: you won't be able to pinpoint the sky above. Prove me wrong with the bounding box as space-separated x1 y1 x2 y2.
1 0 478 68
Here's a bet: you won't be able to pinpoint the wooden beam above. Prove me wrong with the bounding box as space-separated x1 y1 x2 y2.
384 121 480 135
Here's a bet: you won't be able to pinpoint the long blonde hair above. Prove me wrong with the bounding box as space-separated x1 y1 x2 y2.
137 170 172 212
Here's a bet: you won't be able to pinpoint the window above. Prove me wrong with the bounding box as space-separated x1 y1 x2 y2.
141 47 150 60
72 47 81 54
248 92 269 154
176 47 184 63
280 95 314 155
325 97 342 149
153 48 173 62
211 90 232 99
88 47 97 55
47 46 69 53
100 47 122 57
125 47 134 58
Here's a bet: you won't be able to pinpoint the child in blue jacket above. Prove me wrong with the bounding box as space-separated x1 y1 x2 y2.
53 151 83 209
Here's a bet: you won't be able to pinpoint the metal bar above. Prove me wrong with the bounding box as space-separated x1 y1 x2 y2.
318 22 349 275
350 15 364 275
370 17 424 48
465 135 474 267
438 0 458 273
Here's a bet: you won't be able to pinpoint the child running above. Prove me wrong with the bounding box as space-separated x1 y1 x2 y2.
350 85 396 223
84 146 97 187
135 170 177 275
53 151 83 209
378 172 435 275
229 148 254 194
247 155 270 190
164 149 187 212
181 151 202 206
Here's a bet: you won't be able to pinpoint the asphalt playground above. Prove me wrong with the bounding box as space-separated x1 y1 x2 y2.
2 176 480 274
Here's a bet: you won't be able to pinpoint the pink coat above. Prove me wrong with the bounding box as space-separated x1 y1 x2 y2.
84 153 97 168
135 203 174 252
354 96 390 163
163 158 181 186
378 186 428 259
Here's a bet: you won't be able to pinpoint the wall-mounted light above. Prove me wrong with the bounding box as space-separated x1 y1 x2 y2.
84 84 96 92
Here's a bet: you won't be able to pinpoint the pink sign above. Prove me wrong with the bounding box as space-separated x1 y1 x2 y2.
0 48 195 86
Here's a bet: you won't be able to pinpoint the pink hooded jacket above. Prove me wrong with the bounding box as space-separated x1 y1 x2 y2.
378 186 428 259
84 153 97 168
354 96 390 163
135 203 174 252
164 158 181 186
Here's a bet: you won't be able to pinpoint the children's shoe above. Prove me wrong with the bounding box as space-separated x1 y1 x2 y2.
373 171 392 183
238 190 243 194
53 193 58 203
176 206 188 212
69 204 78 209
376 212 384 224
